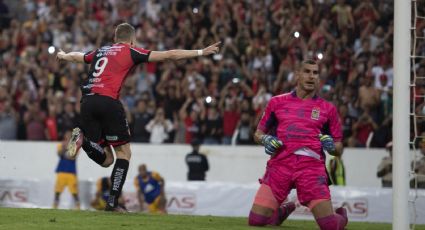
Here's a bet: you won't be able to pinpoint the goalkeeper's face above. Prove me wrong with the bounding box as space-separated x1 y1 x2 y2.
297 63 320 93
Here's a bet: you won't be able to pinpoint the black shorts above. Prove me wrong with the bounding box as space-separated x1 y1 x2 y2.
80 94 130 147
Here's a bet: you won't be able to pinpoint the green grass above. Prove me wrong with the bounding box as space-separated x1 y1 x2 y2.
0 207 424 230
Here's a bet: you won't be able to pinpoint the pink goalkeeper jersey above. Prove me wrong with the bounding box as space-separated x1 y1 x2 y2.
257 91 342 163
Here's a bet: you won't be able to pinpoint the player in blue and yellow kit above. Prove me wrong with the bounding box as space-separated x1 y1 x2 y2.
53 131 80 209
134 164 166 213
91 177 127 210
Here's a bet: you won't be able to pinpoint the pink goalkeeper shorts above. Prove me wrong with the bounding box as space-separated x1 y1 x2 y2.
260 154 331 206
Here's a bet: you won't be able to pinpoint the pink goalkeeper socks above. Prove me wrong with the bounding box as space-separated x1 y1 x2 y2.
316 214 346 230
248 209 281 226
248 211 270 226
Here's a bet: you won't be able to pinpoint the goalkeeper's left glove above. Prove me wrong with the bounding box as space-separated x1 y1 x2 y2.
319 134 335 153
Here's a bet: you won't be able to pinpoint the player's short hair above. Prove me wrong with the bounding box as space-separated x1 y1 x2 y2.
115 23 135 42
302 59 317 66
297 59 319 71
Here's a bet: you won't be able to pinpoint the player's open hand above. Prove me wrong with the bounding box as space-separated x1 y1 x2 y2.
261 135 283 156
56 49 66 60
319 134 335 153
201 42 221 56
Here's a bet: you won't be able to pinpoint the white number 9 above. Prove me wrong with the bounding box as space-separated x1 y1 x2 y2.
93 57 108 77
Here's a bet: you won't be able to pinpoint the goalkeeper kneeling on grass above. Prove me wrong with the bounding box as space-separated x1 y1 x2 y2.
248 59 348 230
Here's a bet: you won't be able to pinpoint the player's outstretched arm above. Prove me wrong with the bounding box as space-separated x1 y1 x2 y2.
148 42 221 62
56 49 85 63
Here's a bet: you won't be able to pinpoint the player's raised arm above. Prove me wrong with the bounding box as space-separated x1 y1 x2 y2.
56 49 85 63
148 42 221 62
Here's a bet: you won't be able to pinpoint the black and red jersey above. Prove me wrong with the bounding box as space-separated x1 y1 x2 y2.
82 43 151 99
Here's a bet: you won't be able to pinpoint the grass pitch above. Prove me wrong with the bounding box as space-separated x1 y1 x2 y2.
0 207 424 230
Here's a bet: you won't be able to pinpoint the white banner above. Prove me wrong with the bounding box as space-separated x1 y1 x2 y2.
1 179 424 224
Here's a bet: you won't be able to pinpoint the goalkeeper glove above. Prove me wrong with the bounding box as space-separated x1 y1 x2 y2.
319 134 335 153
261 135 283 155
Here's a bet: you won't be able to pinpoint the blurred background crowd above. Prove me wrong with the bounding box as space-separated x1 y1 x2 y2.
0 0 423 147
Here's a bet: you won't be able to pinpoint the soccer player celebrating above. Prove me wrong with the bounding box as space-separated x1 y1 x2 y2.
134 164 166 214
56 23 220 211
53 130 80 209
248 59 348 230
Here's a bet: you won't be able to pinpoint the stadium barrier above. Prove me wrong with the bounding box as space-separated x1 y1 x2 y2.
0 141 405 187
0 178 424 224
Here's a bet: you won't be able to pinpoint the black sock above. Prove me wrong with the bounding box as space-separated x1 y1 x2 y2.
107 159 129 208
82 137 106 165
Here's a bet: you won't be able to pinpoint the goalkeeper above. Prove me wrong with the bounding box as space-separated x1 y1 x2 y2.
248 59 348 230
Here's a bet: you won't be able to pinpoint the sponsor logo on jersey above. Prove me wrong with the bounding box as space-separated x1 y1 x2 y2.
311 107 320 120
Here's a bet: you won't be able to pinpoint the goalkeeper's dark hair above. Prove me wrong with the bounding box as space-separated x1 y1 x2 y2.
115 23 135 43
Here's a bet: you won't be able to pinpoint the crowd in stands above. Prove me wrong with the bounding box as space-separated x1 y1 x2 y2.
0 0 420 148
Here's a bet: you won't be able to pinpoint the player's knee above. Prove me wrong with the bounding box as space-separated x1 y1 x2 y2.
114 144 131 161
252 184 279 212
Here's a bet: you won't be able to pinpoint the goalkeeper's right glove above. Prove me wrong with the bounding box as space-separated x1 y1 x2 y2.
261 135 283 155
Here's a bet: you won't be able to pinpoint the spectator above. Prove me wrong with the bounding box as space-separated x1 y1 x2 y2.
179 97 203 144
56 100 79 140
338 104 355 147
0 0 10 29
235 111 255 145
0 0 397 147
145 107 173 144
349 111 378 147
185 139 209 181
131 99 152 143
201 105 222 145
331 0 355 32
358 74 380 120
0 99 17 140
377 142 393 188
411 139 425 189
219 82 241 145
24 103 46 140
45 103 58 141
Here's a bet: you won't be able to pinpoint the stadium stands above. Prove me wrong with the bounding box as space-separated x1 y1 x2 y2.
0 0 408 148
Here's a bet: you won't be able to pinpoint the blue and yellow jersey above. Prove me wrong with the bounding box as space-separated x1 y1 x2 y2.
55 143 77 174
134 172 162 204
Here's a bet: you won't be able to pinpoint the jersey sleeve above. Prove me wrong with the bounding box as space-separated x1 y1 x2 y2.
257 97 278 133
130 47 151 65
84 50 96 64
328 105 343 142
